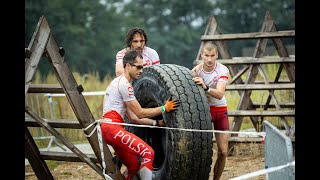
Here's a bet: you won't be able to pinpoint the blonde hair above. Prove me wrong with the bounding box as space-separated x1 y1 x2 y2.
202 41 217 52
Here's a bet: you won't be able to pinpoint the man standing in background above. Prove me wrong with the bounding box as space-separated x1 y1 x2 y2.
115 27 160 77
192 41 230 180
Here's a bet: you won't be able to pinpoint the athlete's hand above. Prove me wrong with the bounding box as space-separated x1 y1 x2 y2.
192 77 207 89
164 97 179 112
158 120 165 127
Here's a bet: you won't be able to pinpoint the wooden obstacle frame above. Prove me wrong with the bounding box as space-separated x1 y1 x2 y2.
25 16 123 179
193 11 295 140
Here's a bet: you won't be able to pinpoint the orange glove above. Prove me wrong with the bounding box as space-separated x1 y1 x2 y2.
164 97 179 112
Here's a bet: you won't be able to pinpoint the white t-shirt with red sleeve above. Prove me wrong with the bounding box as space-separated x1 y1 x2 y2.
116 46 160 67
192 62 229 107
102 75 136 118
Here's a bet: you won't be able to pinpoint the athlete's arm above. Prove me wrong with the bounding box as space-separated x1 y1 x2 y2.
125 98 178 119
207 82 226 100
126 108 157 125
126 109 165 126
125 99 162 119
115 62 124 77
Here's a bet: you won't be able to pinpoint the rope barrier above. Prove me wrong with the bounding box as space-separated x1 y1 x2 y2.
83 119 266 137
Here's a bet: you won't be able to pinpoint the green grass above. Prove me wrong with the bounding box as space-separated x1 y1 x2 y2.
45 160 64 169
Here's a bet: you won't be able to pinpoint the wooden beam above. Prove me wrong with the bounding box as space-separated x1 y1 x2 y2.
25 126 54 180
254 80 290 84
194 56 295 65
45 31 123 179
251 102 295 109
40 151 98 163
201 30 294 41
25 16 51 95
226 83 294 90
25 107 104 177
228 110 294 117
28 84 64 93
213 136 295 143
217 56 294 65
25 118 82 129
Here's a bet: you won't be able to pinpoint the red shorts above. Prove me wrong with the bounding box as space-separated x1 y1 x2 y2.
101 111 154 180
210 106 229 131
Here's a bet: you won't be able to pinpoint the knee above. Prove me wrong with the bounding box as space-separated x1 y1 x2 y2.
147 148 155 158
140 147 154 170
141 146 154 159
127 163 140 177
218 150 228 158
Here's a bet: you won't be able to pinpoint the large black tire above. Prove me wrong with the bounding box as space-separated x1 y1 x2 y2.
126 64 213 180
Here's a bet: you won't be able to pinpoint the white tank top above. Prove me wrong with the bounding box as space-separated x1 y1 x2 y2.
116 46 160 66
102 75 136 118
192 62 229 107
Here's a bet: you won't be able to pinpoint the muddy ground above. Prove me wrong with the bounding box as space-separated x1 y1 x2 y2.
25 143 269 180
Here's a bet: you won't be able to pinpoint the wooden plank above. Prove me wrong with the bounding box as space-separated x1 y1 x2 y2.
25 118 82 129
40 151 98 163
25 126 54 180
45 33 123 180
25 107 104 177
227 110 294 117
208 55 295 66
226 83 294 90
254 80 290 84
214 137 295 143
25 16 51 95
215 56 294 65
252 102 295 109
201 30 294 40
28 84 64 93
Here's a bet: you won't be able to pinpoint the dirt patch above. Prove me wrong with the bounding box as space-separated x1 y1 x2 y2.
25 143 266 180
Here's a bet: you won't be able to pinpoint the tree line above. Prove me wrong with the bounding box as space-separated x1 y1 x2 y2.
25 0 295 80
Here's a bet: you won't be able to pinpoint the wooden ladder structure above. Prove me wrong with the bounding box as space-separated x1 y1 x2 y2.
194 11 295 139
25 16 123 180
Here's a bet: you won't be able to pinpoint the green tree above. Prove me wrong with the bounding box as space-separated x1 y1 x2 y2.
25 0 125 80
212 0 295 56
119 0 214 69
25 0 295 80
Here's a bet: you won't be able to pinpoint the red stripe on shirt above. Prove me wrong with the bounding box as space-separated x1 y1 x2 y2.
152 60 160 65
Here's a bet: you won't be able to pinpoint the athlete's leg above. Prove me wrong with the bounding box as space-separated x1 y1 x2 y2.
213 132 229 180
112 146 139 180
211 107 230 180
101 123 154 180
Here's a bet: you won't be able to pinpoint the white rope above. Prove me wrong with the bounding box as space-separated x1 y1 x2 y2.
229 161 295 180
96 120 113 180
83 119 113 180
44 91 105 97
84 119 266 137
